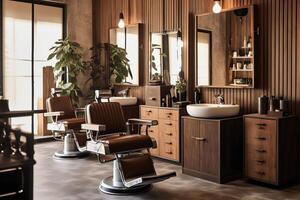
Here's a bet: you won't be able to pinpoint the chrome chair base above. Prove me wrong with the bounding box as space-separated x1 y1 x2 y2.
54 150 89 158
99 176 152 195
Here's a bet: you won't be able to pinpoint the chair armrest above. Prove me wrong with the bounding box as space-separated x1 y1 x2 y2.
81 123 106 132
44 111 64 117
127 119 158 126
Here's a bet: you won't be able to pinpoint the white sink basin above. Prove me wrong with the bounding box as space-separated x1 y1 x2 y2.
187 104 240 118
109 97 137 106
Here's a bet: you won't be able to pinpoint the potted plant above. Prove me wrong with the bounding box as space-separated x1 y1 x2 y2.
85 43 106 89
109 44 132 84
47 37 87 107
175 71 187 101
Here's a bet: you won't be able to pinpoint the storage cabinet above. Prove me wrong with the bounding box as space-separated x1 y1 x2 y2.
244 114 298 186
140 105 185 162
182 116 243 183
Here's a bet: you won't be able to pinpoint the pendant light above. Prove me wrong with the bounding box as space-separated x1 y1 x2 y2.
212 0 222 14
118 12 125 28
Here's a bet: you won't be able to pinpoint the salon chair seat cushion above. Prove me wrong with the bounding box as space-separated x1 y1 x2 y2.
60 118 85 130
100 134 153 154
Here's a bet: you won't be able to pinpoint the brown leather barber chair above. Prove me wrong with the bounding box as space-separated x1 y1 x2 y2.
44 95 88 158
81 102 176 195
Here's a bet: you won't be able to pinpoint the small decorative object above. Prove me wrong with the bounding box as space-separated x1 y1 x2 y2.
243 64 247 70
48 37 87 107
279 99 289 115
149 73 162 85
248 51 253 57
175 72 187 101
247 36 252 48
258 95 269 114
233 51 237 58
237 62 242 69
243 36 247 48
232 63 236 70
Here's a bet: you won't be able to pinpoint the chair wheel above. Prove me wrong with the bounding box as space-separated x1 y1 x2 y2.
99 176 152 195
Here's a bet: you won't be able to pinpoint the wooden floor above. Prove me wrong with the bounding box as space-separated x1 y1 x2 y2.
34 142 300 200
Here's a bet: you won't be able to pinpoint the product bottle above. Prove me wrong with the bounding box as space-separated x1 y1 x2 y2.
194 88 201 104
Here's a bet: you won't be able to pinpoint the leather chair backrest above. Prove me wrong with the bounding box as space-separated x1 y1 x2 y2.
0 99 9 124
86 102 127 134
46 96 75 120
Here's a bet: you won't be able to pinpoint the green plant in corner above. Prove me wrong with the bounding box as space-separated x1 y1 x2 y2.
47 37 87 107
109 44 132 84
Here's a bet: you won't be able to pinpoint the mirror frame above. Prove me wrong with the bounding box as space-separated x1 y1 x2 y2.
109 23 144 87
195 5 257 89
149 31 183 85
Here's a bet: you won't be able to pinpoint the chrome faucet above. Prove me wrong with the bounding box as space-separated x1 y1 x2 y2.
215 93 225 105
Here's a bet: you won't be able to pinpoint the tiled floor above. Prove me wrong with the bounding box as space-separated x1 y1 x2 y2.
34 142 300 200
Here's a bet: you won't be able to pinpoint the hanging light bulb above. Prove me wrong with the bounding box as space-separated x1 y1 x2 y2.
212 0 222 14
118 12 125 28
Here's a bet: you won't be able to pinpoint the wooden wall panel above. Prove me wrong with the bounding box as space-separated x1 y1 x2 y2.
93 0 300 117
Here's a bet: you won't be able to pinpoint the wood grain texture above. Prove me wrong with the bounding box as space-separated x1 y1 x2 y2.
93 0 300 117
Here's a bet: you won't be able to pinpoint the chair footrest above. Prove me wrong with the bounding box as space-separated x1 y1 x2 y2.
124 172 176 188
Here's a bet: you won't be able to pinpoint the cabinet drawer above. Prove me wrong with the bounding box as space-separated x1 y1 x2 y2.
159 109 179 121
160 138 178 160
245 118 276 137
246 157 277 183
140 107 158 120
159 119 178 132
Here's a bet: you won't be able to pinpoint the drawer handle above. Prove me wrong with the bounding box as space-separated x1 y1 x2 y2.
166 113 173 115
256 149 266 153
146 110 152 113
149 130 154 133
256 171 266 176
149 97 156 101
256 160 266 164
166 133 173 136
166 151 173 154
256 123 267 126
165 123 173 126
192 137 206 141
165 142 173 145
256 137 267 140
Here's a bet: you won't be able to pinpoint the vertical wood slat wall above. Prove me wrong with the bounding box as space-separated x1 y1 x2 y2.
93 0 300 116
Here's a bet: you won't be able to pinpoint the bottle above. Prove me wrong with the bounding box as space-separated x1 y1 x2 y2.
258 96 268 114
194 88 201 104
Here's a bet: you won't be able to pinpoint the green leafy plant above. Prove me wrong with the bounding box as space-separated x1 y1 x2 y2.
109 44 132 84
175 78 187 94
85 43 106 89
47 37 87 107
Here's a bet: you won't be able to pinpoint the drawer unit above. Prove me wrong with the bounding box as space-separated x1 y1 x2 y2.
140 105 185 162
244 114 298 186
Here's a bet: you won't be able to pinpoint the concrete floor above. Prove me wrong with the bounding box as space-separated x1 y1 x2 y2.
34 142 300 200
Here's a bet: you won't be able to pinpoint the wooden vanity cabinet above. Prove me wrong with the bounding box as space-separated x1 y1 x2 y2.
140 105 185 162
244 114 298 186
182 116 243 183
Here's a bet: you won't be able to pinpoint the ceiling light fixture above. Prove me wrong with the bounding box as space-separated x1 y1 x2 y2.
212 0 222 14
118 12 125 28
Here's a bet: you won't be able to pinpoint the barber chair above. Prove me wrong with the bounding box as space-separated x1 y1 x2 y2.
82 102 176 195
44 95 88 158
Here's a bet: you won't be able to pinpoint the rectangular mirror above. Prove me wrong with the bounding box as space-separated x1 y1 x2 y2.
196 5 257 88
109 24 143 86
150 31 183 85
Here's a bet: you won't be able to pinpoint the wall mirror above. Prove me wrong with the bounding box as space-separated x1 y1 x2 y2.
196 5 257 88
109 23 144 86
150 31 183 85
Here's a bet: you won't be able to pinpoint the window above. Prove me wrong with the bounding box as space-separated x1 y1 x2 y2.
1 0 65 134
